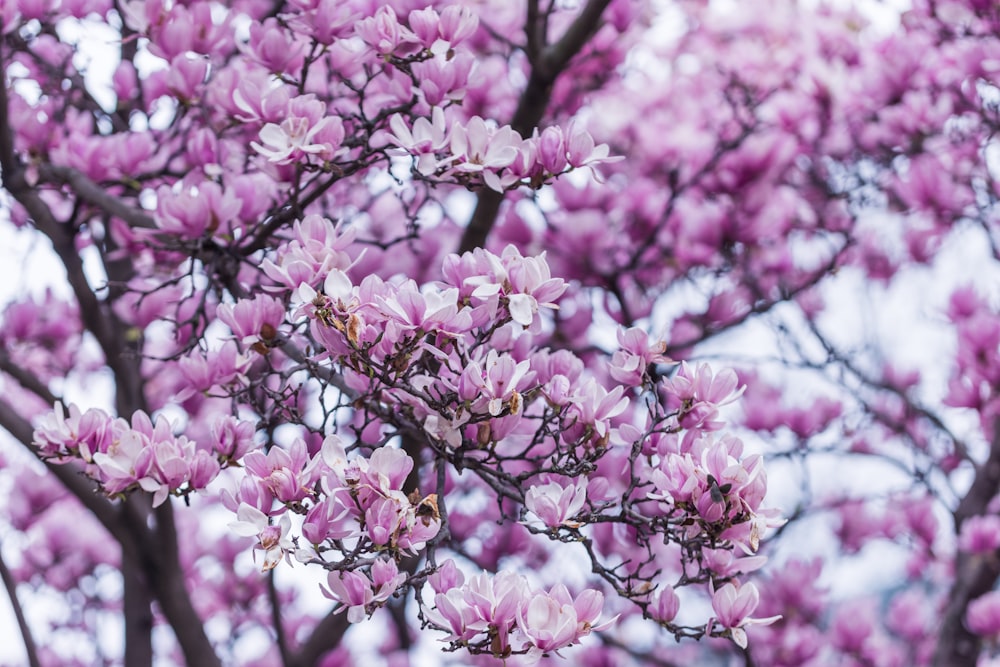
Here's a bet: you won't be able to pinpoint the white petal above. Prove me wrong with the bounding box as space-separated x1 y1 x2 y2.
324 269 353 302
507 294 536 326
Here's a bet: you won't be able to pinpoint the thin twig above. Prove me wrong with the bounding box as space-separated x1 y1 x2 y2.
0 537 42 667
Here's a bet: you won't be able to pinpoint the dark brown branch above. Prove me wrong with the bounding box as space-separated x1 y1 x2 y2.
289 608 351 667
36 163 156 229
932 420 1000 667
0 395 152 666
458 0 613 253
269 570 291 666
524 0 545 62
803 319 970 465
148 502 222 667
1 45 147 420
0 349 63 408
0 536 42 667
0 398 124 540
122 559 153 667
1 164 147 418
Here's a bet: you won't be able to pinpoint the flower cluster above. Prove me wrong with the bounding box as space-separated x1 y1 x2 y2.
389 113 620 192
222 435 439 574
34 404 220 506
426 567 614 659
28 222 778 658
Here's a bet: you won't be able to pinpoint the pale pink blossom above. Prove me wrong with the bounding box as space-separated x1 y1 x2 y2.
649 585 680 623
228 503 294 571
322 558 406 623
524 478 588 529
355 6 416 56
710 582 780 649
251 96 345 165
447 117 523 192
388 108 449 175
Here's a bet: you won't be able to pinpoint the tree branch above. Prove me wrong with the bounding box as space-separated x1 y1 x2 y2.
289 608 351 667
458 0 613 253
932 420 1000 667
0 398 124 541
122 559 153 667
269 569 291 667
36 163 156 229
146 501 222 667
0 46 147 421
0 349 63 408
0 536 42 667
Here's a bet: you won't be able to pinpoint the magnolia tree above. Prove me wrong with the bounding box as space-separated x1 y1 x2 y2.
1 0 1000 665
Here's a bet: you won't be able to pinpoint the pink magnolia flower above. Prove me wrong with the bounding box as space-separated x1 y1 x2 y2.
462 245 567 328
165 53 208 102
210 415 258 461
355 6 416 56
461 570 526 651
564 379 630 445
830 599 876 653
428 559 465 594
155 181 243 239
447 117 523 192
302 490 358 544
216 294 286 349
457 349 533 417
388 108 449 175
428 588 483 643
357 446 413 500
437 5 478 47
663 362 745 431
243 438 320 504
252 96 345 165
228 503 293 571
231 75 292 124
322 558 406 623
518 592 580 654
246 18 305 74
518 584 614 657
364 496 403 547
398 495 442 553
83 412 219 507
537 126 569 174
524 478 588 530
176 341 251 398
502 247 568 327
33 402 111 461
407 7 441 49
263 215 362 297
376 282 472 336
886 589 932 642
609 326 673 386
649 585 680 623
412 53 474 106
564 121 623 178
711 581 780 649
